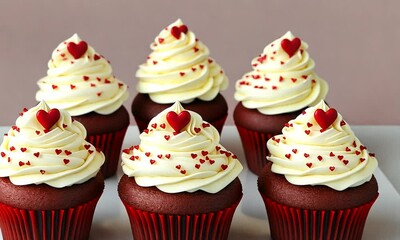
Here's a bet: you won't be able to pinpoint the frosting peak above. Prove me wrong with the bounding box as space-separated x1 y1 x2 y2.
121 102 242 193
234 31 329 114
36 34 129 116
135 19 228 104
0 101 105 188
267 101 378 191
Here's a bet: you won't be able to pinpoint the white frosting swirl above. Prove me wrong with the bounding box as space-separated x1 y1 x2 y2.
36 34 129 116
121 102 242 193
234 31 328 114
0 101 105 188
267 101 378 191
135 19 228 103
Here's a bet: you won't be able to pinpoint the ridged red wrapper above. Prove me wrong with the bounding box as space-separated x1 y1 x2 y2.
0 196 101 240
260 194 378 240
235 125 274 175
135 115 227 135
86 127 128 178
121 199 240 240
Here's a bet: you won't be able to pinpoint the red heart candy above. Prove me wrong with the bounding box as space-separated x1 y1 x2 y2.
166 111 191 132
36 109 60 130
67 41 88 59
281 37 301 58
170 25 188 39
314 108 338 130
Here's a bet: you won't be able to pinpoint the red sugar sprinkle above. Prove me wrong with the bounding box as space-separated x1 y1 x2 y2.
20 148 27 152
329 166 335 171
195 164 201 169
360 158 366 162
176 165 181 170
360 145 367 150
343 160 349 165
279 76 284 82
33 152 40 158
164 135 170 141
153 61 158 65
151 123 157 129
292 149 298 154
356 150 361 155
291 78 297 83
252 75 260 79
304 130 311 135
158 38 164 44
9 146 15 151
179 72 185 76
199 64 204 69
302 75 307 79
118 83 124 88
180 170 186 174
150 160 156 165
160 123 166 129
104 79 111 84
330 152 335 157
199 159 206 164
122 149 131 154
97 92 102 96
90 83 96 87
35 131 41 135
70 84 76 90
83 76 89 81
272 86 278 90
285 154 291 159
306 163 312 168
338 155 344 160
165 154 171 159
201 151 208 156
317 155 323 161
65 150 72 155
26 161 30 166
216 146 221 151
129 156 136 161
157 154 163 159
307 122 313 128
221 164 228 170
191 67 196 72
145 152 151 157
19 161 24 166
0 152 5 157
52 85 58 89
304 153 310 158
194 128 201 133
143 129 149 134
265 77 270 81
63 159 70 164
345 147 351 152
280 61 285 65
194 47 199 52
209 160 215 165
191 153 198 159
40 170 46 174
340 120 346 126
208 59 213 64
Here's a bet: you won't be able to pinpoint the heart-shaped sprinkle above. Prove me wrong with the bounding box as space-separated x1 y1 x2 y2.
19 161 25 166
67 41 88 59
195 164 201 169
221 164 228 170
329 166 335 171
26 161 31 165
165 154 171 159
360 145 367 150
93 54 101 61
122 148 131 154
151 123 157 129
314 108 338 130
160 123 166 129
129 156 136 161
343 160 349 165
166 111 191 133
199 159 205 164
63 159 70 164
285 154 291 159
360 158 365 162
292 149 298 154
224 152 232 157
9 146 15 151
304 153 310 158
171 25 188 39
20 148 27 152
180 170 186 174
201 151 208 156
216 146 221 151
345 147 351 152
317 155 323 161
304 130 311 135
209 160 215 165
145 152 151 157
191 153 197 159
338 155 344 160
281 37 301 57
33 152 40 158
40 170 46 174
356 150 361 155
176 165 181 169
35 130 41 135
65 150 72 156
150 160 156 165
329 152 335 157
164 135 170 141
84 144 91 150
36 109 60 130
0 152 5 158
202 123 210 128
306 163 312 168
55 149 62 155
194 127 201 133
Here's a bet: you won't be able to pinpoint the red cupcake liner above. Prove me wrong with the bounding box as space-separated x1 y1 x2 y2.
134 115 227 135
121 199 240 240
86 127 128 178
0 196 101 240
235 125 274 175
260 194 379 240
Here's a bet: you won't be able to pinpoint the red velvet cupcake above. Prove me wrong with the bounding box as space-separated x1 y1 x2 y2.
36 34 129 178
119 102 243 239
0 101 105 240
258 101 378 240
234 31 329 175
132 19 229 134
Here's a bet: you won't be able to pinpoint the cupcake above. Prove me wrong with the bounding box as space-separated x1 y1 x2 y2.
234 31 329 175
119 102 243 239
36 33 129 178
0 101 105 240
258 101 378 240
132 19 229 134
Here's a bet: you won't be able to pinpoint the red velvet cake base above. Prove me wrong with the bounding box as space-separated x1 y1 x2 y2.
121 199 240 240
0 196 101 240
260 195 378 240
86 127 128 178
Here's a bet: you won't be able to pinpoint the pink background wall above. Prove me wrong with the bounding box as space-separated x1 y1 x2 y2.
1 0 399 126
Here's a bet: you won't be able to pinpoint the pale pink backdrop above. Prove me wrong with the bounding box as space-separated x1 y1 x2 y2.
1 0 399 126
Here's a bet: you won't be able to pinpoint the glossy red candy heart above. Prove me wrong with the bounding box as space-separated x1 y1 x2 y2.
170 25 188 39
36 109 60 130
166 111 191 132
281 37 301 58
67 41 88 59
314 108 338 130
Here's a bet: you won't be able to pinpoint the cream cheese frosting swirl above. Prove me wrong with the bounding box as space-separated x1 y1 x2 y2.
0 101 105 188
121 102 242 193
36 34 129 116
135 19 228 103
267 101 378 191
234 31 329 115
